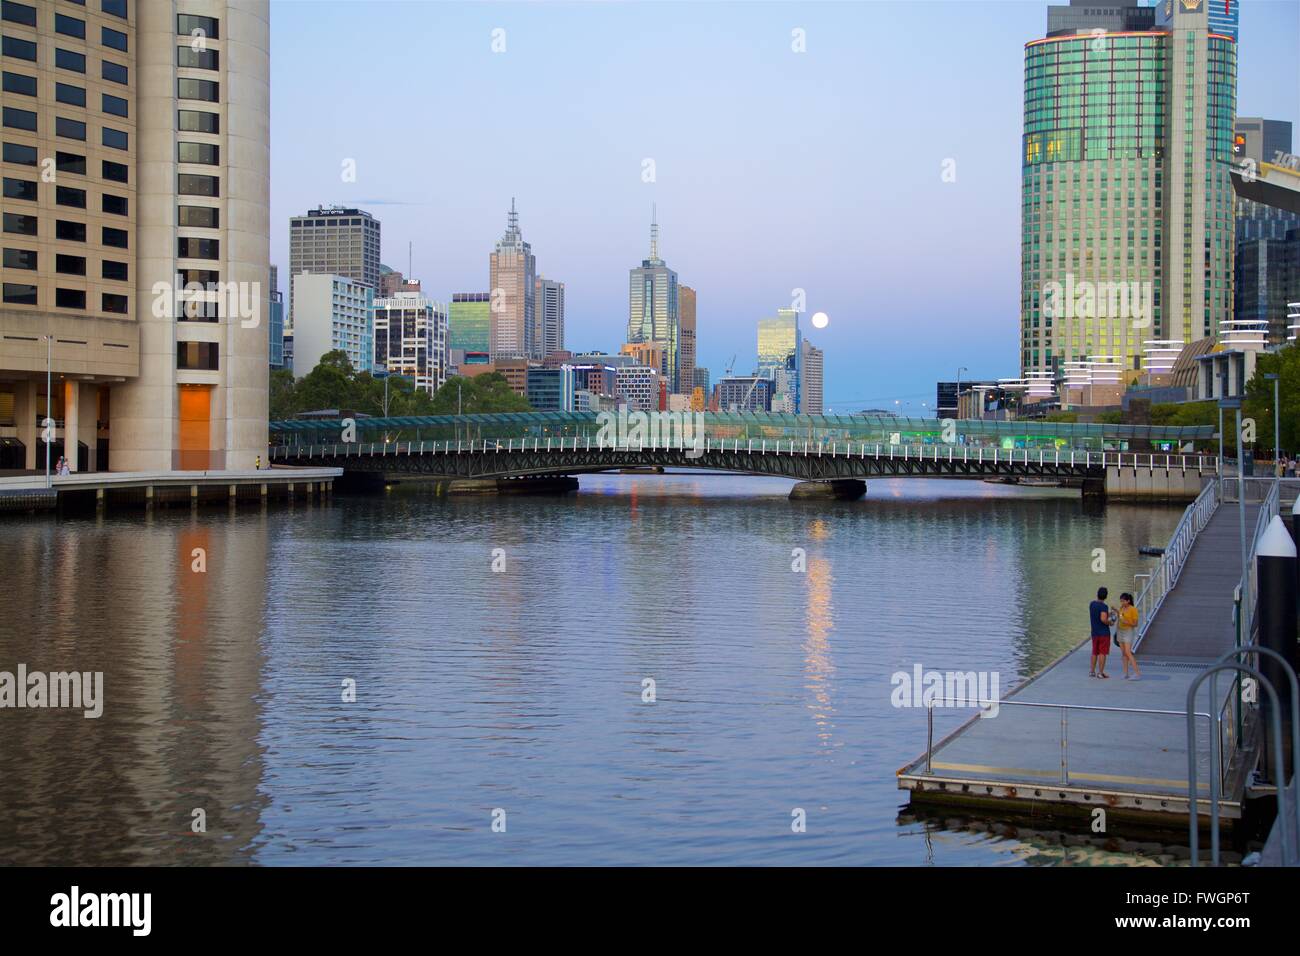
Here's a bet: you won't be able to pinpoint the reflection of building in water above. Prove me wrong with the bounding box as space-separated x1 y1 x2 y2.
0 512 270 864
803 520 836 746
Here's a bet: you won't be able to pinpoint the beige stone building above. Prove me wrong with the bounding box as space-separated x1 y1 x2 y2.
0 0 269 472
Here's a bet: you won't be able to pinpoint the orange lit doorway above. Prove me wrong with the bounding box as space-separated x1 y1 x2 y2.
178 385 213 471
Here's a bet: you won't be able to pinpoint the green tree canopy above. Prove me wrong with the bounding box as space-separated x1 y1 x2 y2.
1245 343 1300 456
428 373 532 414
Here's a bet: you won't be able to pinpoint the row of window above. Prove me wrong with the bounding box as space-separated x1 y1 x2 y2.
1 283 127 313
2 212 127 247
1 1 127 48
2 107 128 148
0 36 128 85
4 69 128 115
2 143 128 182
2 176 127 213
2 247 127 279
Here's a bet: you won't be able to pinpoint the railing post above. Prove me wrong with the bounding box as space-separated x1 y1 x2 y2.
925 704 934 774
1060 707 1069 785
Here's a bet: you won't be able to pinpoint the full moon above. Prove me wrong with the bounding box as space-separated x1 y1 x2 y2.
811 311 829 329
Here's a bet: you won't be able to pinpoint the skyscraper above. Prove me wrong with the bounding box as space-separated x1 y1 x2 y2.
679 285 696 399
757 309 801 413
489 198 536 360
1234 119 1300 346
536 275 565 357
269 265 285 370
373 290 448 395
800 340 824 415
0 2 271 472
287 206 380 330
627 206 681 392
449 292 491 358
1021 0 1236 383
291 274 373 377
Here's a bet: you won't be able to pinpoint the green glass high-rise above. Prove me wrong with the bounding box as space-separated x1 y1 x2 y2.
449 293 491 354
1021 0 1236 383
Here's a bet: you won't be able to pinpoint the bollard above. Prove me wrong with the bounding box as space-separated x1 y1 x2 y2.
1258 516 1298 781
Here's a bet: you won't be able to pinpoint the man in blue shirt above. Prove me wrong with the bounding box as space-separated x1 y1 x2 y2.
1089 587 1112 679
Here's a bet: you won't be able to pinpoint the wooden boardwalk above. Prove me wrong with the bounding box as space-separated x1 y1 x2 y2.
898 488 1263 825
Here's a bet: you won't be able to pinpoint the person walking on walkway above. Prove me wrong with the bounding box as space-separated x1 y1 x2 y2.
1089 587 1112 679
1115 592 1141 680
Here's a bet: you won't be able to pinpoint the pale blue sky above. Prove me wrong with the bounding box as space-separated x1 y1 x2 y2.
270 0 1300 410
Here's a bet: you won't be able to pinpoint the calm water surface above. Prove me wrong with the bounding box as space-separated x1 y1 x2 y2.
0 474 1192 865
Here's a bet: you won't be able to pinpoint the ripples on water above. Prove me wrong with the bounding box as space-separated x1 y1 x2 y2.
0 474 1188 865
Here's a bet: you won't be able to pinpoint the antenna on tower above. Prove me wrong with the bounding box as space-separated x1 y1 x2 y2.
508 197 519 233
649 203 659 261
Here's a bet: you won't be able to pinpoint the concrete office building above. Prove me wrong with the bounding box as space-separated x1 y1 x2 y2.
535 275 563 358
627 206 680 392
0 1 271 472
373 290 447 396
716 376 772 413
614 364 659 411
377 264 418 297
525 365 573 412
1234 118 1300 346
291 273 372 377
678 284 696 401
287 205 379 330
800 339 824 415
1021 0 1237 382
489 198 535 360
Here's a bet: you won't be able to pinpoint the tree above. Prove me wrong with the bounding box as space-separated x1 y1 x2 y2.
269 367 297 420
293 350 358 413
1245 343 1300 456
429 373 532 414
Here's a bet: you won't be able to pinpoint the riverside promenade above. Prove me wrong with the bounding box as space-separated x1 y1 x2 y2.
899 478 1298 830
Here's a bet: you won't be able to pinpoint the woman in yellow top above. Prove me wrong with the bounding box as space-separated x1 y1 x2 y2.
1115 592 1141 681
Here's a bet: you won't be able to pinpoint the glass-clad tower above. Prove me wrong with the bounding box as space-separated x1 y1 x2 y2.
757 309 801 412
628 206 680 391
1021 0 1236 382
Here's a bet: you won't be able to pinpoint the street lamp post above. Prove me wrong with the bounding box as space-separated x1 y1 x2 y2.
1264 372 1280 471
44 334 52 488
956 367 968 419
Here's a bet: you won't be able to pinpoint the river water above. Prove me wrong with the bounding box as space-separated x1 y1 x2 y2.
0 474 1197 865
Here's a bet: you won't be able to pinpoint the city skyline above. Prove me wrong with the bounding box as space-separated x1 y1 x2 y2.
268 1 1299 411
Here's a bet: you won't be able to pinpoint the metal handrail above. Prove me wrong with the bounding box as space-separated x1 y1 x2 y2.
1132 479 1220 652
924 697 1215 787
1239 479 1281 645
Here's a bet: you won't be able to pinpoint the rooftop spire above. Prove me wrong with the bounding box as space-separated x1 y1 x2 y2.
649 203 659 262
508 196 519 234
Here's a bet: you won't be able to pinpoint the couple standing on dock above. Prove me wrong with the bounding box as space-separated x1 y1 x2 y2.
1088 587 1141 681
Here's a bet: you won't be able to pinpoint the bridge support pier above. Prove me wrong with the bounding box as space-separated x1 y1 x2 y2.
1082 478 1107 500
789 479 866 501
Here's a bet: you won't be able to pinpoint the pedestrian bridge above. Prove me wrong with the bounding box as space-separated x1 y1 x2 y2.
268 411 1217 496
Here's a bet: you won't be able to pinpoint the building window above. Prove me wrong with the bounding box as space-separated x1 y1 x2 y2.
55 49 86 74
3 212 37 235
102 193 127 216
178 268 218 287
101 26 128 52
176 46 218 70
56 116 86 140
2 70 37 96
2 141 37 165
178 110 218 134
1 37 37 62
55 220 86 242
177 14 219 40
3 177 36 201
101 126 127 150
101 225 127 248
102 259 127 281
180 298 219 322
2 247 36 270
101 0 127 20
178 237 219 259
3 106 37 131
56 185 86 208
178 205 218 228
54 14 86 40
101 92 128 117
55 82 86 107
1 2 37 27
56 288 86 310
2 283 36 305
177 78 219 102
177 173 218 197
101 60 127 85
101 159 127 183
178 141 218 165
102 292 127 314
55 253 85 275
177 341 219 370
54 152 85 176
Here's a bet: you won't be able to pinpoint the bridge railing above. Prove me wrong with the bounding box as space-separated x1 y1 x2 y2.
1132 478 1220 652
270 437 1219 473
